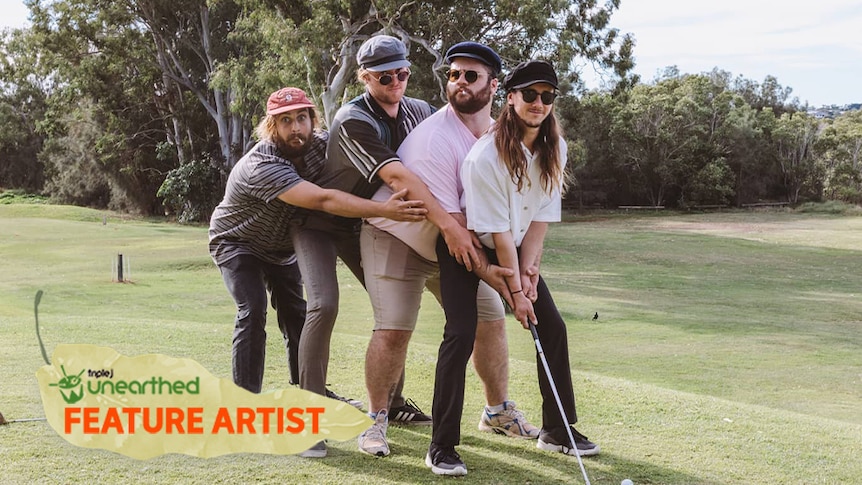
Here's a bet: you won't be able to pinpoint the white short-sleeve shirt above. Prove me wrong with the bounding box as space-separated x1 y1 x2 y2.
367 105 490 261
461 133 566 248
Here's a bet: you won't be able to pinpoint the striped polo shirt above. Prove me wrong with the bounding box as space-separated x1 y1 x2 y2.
321 92 435 198
208 131 328 266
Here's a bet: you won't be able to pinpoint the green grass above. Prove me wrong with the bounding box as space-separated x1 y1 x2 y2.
1 204 861 484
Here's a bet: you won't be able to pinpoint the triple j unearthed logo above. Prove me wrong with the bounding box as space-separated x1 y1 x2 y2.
48 365 200 404
49 365 86 404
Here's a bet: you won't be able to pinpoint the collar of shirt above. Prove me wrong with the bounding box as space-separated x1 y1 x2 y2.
362 91 400 122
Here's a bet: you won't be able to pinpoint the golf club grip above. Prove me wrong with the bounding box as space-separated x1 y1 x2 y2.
529 322 540 341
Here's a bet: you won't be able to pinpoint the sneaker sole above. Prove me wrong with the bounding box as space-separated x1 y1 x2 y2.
358 443 390 457
425 453 467 476
478 420 538 439
537 439 601 457
391 420 432 426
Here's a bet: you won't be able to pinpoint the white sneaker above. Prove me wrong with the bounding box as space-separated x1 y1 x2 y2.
358 410 390 457
478 400 540 439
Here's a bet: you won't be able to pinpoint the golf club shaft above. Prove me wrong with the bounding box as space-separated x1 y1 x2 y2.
529 323 591 485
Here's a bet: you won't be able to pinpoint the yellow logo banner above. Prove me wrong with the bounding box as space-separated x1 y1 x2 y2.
36 344 371 459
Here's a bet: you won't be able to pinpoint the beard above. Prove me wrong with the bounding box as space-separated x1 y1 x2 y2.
276 134 310 159
447 81 492 115
520 118 544 129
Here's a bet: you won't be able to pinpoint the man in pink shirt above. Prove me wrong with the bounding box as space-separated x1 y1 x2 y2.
360 43 539 467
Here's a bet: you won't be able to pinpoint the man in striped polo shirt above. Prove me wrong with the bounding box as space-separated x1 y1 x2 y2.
208 88 426 457
290 36 452 443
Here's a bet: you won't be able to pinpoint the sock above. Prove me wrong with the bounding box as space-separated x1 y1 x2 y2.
485 402 507 413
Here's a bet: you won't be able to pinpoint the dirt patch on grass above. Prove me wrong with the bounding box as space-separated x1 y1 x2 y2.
644 216 862 251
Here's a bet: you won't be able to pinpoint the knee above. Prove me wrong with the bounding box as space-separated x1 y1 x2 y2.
235 305 266 331
305 297 338 325
371 329 412 353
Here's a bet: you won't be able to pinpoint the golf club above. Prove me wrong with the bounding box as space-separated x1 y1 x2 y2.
529 322 591 485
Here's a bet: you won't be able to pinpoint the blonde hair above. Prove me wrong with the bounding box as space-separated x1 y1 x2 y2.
356 67 373 86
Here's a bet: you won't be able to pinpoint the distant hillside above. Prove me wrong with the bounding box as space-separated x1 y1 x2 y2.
808 103 861 119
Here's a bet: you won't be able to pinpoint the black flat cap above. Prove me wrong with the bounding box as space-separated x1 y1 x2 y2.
445 42 502 75
503 60 558 91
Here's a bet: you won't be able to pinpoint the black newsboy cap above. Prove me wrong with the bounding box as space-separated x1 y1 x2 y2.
445 42 502 75
503 60 558 91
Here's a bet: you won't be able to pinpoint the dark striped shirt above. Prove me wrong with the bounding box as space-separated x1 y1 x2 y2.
321 92 435 199
208 131 328 266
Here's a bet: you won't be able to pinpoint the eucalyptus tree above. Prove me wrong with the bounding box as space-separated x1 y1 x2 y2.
818 109 862 203
237 0 635 126
768 111 824 204
25 0 173 211
605 72 743 207
17 0 634 216
0 27 49 192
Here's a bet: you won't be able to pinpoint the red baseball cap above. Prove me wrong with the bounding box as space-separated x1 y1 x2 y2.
266 87 316 115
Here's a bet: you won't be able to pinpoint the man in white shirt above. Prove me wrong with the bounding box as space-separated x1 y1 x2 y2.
448 59 600 476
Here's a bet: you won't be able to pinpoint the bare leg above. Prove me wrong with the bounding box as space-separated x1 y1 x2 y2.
472 318 509 405
365 329 412 412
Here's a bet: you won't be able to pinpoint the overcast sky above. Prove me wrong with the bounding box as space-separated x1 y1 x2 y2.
2 0 860 107
591 0 862 107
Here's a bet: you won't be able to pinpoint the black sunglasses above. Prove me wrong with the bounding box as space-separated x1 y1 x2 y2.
447 69 481 84
520 88 558 105
373 69 410 85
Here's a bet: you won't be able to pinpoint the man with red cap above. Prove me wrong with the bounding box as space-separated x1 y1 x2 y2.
208 86 426 457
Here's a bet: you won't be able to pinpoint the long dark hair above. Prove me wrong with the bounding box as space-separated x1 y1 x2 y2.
492 101 565 194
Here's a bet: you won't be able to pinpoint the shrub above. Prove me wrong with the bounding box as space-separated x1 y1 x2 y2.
157 158 223 224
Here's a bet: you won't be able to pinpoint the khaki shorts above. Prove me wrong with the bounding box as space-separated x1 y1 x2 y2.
360 223 505 331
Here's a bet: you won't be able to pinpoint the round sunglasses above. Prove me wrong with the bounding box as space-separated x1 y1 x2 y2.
372 69 411 86
447 69 482 84
519 88 558 105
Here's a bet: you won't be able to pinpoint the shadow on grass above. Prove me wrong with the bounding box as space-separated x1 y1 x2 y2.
313 425 717 485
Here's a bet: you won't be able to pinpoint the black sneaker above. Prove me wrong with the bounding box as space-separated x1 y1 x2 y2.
389 398 432 426
537 426 600 456
425 442 467 476
325 388 364 410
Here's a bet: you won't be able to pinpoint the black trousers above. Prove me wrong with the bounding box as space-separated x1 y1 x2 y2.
219 254 306 393
430 236 577 447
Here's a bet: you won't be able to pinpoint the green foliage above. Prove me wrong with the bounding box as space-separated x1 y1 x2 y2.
687 157 735 206
0 28 48 191
795 200 862 215
818 109 862 203
561 69 834 208
770 111 824 203
157 157 223 223
0 189 48 204
39 99 114 208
